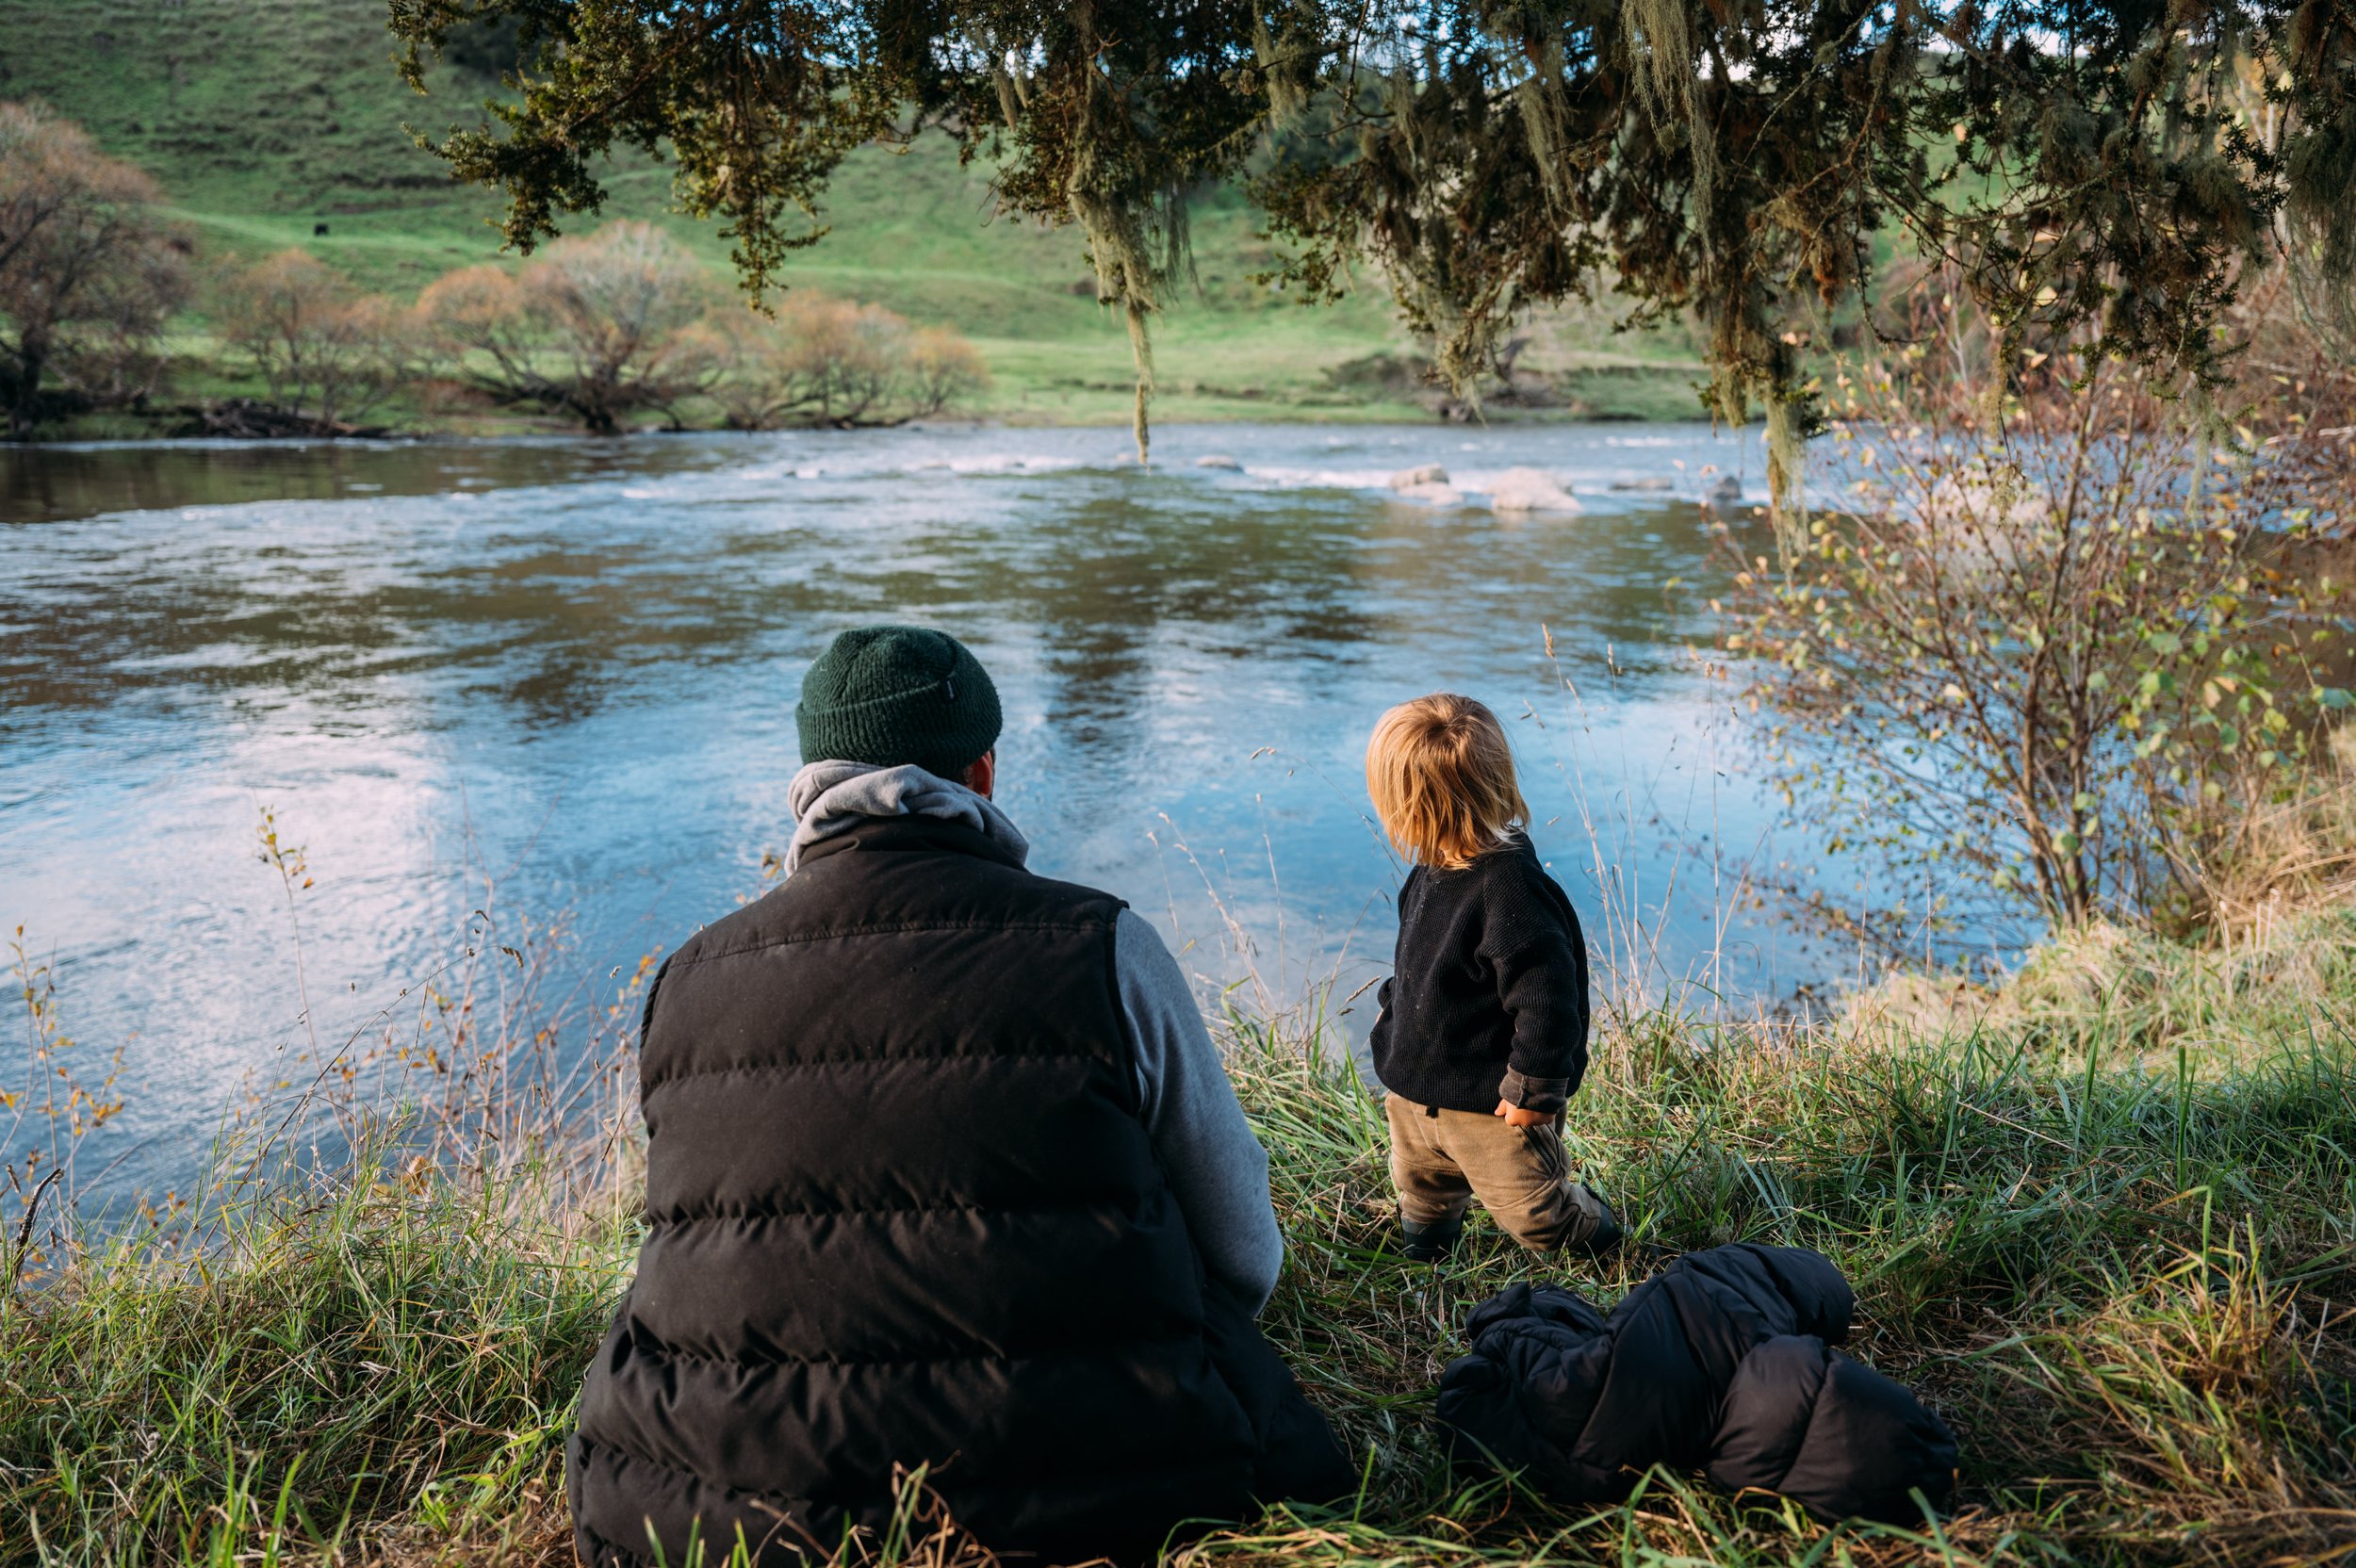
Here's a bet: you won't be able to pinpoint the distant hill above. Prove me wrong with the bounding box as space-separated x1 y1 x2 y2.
0 0 1704 423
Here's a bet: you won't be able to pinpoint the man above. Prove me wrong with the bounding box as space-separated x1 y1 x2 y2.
567 626 1350 1566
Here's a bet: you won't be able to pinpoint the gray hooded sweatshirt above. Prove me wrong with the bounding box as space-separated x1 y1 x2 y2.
785 760 1285 1312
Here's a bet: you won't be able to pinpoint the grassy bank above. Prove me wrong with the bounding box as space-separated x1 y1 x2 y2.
7 898 2356 1567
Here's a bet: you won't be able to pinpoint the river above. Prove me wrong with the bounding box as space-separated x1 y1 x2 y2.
1 421 1854 1198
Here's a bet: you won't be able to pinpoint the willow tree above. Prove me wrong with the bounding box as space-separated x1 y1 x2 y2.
384 0 2356 474
0 103 191 440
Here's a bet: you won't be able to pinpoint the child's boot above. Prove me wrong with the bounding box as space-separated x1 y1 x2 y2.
1567 1183 1623 1255
1399 1214 1464 1264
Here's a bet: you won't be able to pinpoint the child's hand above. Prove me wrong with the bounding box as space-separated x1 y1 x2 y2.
1495 1101 1549 1127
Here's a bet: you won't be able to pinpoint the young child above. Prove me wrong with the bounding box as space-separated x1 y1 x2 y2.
1365 694 1619 1262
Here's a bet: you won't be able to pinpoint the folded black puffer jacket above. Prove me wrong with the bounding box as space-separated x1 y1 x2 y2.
1436 1244 1957 1524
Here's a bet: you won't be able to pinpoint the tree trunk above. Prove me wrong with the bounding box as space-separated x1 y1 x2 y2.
8 345 44 441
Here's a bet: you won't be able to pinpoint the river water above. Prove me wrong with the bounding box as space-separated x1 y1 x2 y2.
2 421 1854 1198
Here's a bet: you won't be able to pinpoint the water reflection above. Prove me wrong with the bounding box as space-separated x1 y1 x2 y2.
1 423 1839 1198
0 437 738 526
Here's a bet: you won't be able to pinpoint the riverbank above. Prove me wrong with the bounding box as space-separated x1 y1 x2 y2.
36 335 1707 445
8 894 2354 1566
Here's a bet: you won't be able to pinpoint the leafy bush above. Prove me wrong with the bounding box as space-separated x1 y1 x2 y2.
1729 326 2349 945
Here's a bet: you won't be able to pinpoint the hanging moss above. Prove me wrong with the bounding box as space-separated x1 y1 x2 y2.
1046 3 1219 466
1624 0 1718 253
1067 172 1161 464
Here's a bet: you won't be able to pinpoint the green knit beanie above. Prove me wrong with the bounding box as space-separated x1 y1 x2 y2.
795 625 1003 779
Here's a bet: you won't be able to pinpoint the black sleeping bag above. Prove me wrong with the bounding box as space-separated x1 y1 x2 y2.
1436 1244 1956 1524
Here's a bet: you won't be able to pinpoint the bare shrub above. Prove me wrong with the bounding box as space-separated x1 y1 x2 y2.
697 309 809 431
0 102 191 439
2223 265 2356 510
704 295 990 429
904 324 991 417
217 250 420 431
778 295 906 424
417 220 717 433
1730 313 2349 947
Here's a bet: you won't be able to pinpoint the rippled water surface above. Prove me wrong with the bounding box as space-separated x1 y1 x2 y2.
2 422 1850 1195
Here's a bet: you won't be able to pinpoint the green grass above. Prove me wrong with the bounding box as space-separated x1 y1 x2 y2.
0 1176 623 1567
8 903 2356 1566
1228 956 2356 1566
0 0 1706 433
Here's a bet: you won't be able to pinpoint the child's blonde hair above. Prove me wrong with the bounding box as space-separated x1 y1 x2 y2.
1366 694 1530 871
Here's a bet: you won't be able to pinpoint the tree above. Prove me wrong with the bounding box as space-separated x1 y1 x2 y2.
218 250 419 431
384 0 2356 473
417 220 716 432
0 102 189 439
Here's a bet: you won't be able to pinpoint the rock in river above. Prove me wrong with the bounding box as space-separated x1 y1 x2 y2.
1395 482 1464 505
1487 466 1582 514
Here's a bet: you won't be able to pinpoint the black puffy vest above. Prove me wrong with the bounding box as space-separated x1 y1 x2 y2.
567 818 1268 1565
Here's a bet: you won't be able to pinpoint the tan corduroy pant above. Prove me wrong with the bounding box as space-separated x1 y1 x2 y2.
1384 1091 1612 1251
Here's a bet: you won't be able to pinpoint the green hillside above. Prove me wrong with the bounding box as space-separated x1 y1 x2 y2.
0 0 1705 426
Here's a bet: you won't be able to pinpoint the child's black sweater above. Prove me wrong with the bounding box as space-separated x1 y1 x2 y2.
1367 832 1591 1116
